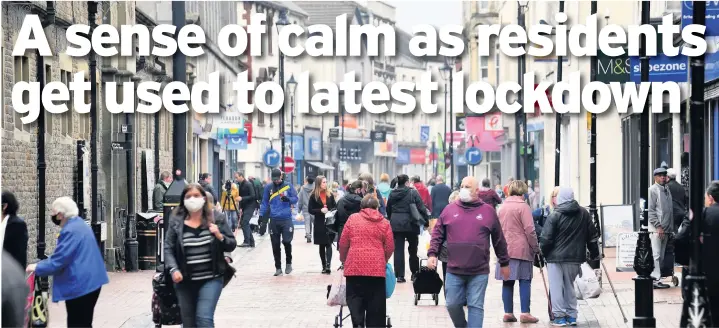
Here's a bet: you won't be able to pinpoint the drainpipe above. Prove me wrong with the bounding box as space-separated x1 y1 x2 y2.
36 0 55 300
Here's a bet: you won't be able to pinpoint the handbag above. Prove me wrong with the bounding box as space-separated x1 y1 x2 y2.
223 261 236 288
29 274 49 328
385 263 396 299
324 210 337 227
327 269 347 306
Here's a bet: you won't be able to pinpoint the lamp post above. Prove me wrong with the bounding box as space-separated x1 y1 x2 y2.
444 57 456 189
680 2 712 327
172 1 187 182
87 0 102 252
555 0 564 187
287 75 297 184
339 89 345 181
276 9 289 172
632 1 655 327
440 62 451 184
517 0 529 182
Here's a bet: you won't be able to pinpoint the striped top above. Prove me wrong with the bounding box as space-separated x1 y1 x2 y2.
182 225 216 281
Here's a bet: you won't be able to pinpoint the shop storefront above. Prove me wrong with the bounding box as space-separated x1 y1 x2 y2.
374 133 397 178
397 146 427 178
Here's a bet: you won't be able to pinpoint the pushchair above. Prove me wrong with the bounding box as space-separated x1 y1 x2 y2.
326 282 392 327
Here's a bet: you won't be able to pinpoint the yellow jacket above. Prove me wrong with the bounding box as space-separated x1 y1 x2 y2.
221 186 240 211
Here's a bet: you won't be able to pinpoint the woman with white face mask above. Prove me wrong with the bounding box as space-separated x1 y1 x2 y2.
164 183 237 327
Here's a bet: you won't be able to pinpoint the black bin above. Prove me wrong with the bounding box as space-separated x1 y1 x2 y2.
136 212 160 270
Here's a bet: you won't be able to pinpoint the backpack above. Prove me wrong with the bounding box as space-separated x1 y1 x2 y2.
250 178 263 205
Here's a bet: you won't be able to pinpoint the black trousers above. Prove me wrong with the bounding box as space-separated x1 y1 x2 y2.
319 243 333 269
65 288 101 327
346 276 386 328
393 232 419 278
270 219 294 269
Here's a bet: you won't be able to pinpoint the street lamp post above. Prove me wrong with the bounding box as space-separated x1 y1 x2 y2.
276 9 289 172
517 1 529 182
440 62 451 183
555 0 564 187
287 75 297 184
172 1 187 181
632 2 655 327
339 90 345 182
88 0 102 252
680 2 712 326
446 57 455 189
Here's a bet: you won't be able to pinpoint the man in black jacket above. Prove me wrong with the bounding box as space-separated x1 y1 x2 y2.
539 187 600 326
666 168 688 232
235 172 257 247
387 174 430 283
430 176 451 219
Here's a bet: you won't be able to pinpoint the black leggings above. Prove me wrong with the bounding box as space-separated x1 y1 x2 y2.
319 243 333 268
65 288 101 327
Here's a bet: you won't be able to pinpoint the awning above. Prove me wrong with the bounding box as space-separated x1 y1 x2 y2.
306 162 335 171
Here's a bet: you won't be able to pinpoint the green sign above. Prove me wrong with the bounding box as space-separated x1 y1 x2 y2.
596 51 630 83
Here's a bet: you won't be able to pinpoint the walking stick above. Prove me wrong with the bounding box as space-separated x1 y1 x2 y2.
538 264 555 321
600 258 628 323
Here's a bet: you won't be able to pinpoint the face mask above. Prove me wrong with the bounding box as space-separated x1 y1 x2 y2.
51 214 62 226
184 197 206 213
459 188 473 202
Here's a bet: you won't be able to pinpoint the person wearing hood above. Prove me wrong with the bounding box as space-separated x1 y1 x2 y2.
648 167 673 288
153 171 173 211
539 187 600 326
387 174 430 283
297 175 315 243
431 176 452 219
335 180 365 252
427 176 510 328
259 169 299 276
339 194 394 328
478 178 502 209
411 176 433 214
377 173 392 205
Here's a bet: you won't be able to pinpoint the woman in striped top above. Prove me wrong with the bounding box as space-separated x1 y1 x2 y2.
164 183 237 327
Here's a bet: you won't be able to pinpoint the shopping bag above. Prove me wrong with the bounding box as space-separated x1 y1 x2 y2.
249 213 259 226
417 230 431 260
327 269 348 307
573 263 602 300
29 274 49 328
24 272 35 328
385 263 396 299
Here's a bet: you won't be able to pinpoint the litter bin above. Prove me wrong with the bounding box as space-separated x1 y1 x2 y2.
136 212 160 270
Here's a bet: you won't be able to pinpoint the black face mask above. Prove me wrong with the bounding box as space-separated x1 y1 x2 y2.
51 214 62 226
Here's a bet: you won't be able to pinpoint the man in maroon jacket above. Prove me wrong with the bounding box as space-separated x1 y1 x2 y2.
411 176 432 214
428 176 510 328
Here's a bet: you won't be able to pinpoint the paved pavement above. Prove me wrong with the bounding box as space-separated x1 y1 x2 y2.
47 228 684 328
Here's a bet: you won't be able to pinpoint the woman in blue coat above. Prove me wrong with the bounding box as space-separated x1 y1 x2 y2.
26 197 109 328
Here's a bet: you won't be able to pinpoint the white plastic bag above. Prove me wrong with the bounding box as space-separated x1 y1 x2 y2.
327 269 347 306
249 213 259 226
417 230 431 260
574 263 601 300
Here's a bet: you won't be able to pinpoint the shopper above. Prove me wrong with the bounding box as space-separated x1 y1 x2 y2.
431 176 452 220
26 197 109 328
478 178 502 209
2 251 28 328
497 180 540 323
199 173 219 208
2 190 28 268
539 187 600 326
648 167 673 288
359 172 387 216
339 195 394 328
701 181 719 320
427 176 510 328
439 190 460 285
377 173 392 205
336 180 364 248
297 175 315 243
235 172 257 247
259 169 298 276
220 180 240 233
411 175 433 214
308 176 337 274
387 174 430 283
164 183 237 327
153 171 173 211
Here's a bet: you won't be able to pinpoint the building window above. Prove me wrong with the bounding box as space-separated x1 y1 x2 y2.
44 64 53 134
622 115 641 209
60 70 72 136
495 42 500 86
258 113 265 125
266 11 274 56
478 0 489 10
14 56 30 132
480 56 489 82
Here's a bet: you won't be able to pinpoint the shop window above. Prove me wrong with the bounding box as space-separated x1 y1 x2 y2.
653 115 672 169
622 115 641 205
14 56 30 131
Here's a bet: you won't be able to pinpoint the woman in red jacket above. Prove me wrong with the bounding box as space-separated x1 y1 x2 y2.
339 195 394 328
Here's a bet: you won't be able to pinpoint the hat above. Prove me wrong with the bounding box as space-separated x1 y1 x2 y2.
653 167 668 176
271 169 283 180
556 187 575 206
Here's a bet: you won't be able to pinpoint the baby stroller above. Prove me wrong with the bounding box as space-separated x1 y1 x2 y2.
326 278 392 327
412 259 444 306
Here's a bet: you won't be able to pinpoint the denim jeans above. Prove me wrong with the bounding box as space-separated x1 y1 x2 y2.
502 280 531 313
240 207 255 245
226 210 238 231
174 277 223 327
445 273 489 328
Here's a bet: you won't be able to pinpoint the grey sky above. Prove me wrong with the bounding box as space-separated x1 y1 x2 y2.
387 1 463 32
